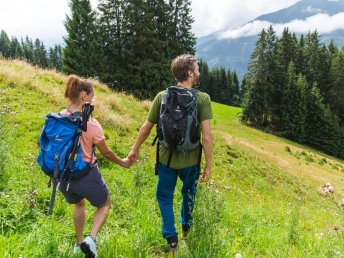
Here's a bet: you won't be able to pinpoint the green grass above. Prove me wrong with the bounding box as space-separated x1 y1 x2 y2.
0 59 344 257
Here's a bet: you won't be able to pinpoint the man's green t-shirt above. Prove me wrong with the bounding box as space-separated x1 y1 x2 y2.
147 87 213 169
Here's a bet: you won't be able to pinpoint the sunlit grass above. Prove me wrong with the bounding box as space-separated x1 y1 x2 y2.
0 59 344 257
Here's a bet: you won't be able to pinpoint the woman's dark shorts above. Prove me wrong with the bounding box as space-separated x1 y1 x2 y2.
58 164 109 207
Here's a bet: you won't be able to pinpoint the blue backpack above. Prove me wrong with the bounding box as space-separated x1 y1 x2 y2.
37 111 94 215
37 112 93 181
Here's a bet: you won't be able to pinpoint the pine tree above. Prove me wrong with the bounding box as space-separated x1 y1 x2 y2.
280 62 307 142
329 49 344 123
0 30 11 57
275 29 298 86
33 39 48 68
63 0 101 77
241 78 269 127
264 26 281 128
198 59 212 95
119 0 172 98
218 68 229 103
295 34 306 75
303 31 325 91
239 76 249 107
97 0 127 84
168 0 196 58
48 45 63 71
292 74 307 142
244 27 277 127
231 71 240 106
9 37 23 59
21 37 34 64
305 84 341 156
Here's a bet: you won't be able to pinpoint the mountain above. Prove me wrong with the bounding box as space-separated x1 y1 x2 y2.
254 0 344 23
196 0 344 81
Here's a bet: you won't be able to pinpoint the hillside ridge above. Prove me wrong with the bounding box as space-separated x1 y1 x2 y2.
1 59 344 257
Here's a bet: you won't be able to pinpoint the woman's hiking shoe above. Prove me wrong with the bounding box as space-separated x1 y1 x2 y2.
182 224 191 239
73 243 81 254
167 236 178 251
80 235 97 258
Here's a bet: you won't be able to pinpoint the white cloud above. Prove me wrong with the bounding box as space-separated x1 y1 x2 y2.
305 6 323 13
191 0 299 37
219 20 272 39
219 12 344 39
0 0 301 45
0 0 98 47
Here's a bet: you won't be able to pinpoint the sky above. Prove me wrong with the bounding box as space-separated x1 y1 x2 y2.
0 0 303 47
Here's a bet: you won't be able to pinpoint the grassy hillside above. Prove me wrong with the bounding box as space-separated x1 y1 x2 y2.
0 59 344 257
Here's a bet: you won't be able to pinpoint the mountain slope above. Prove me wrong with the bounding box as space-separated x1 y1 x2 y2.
255 0 344 23
196 0 344 79
0 59 344 257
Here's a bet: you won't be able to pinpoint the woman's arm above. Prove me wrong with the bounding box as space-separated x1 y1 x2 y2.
96 139 131 168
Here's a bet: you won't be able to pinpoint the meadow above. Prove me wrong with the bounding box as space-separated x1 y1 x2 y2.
0 59 343 257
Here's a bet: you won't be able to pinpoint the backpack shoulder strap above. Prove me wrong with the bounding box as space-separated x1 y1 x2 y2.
190 88 199 95
66 111 82 121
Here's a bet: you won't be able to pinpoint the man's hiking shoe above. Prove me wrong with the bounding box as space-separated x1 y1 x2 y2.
73 243 81 254
167 236 178 251
80 235 97 258
182 224 191 239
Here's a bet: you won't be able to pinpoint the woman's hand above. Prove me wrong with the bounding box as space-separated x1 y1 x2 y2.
120 158 133 168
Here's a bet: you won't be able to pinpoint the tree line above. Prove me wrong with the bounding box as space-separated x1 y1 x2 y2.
242 26 344 158
0 30 62 71
198 60 240 106
63 0 196 99
0 0 241 104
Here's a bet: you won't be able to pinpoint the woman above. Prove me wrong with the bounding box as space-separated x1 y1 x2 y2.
58 75 131 257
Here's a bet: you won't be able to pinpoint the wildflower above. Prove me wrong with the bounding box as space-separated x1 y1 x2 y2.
323 188 329 195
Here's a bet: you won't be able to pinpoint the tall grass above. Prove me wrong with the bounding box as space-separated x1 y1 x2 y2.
0 115 9 176
186 183 227 257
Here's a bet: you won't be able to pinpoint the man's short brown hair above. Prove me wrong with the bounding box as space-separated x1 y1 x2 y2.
171 54 198 82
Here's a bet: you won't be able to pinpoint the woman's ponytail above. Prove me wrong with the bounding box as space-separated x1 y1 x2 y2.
64 75 93 103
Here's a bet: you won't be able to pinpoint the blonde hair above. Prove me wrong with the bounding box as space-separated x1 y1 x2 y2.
64 75 93 103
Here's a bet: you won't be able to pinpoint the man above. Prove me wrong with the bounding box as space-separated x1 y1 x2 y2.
128 54 213 250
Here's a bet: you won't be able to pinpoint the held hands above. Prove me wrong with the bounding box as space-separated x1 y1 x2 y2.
118 147 140 169
120 158 133 168
127 147 140 164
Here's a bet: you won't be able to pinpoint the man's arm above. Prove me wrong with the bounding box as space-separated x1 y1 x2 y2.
128 120 155 162
200 119 213 182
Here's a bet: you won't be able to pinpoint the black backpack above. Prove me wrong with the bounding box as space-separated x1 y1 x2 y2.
153 86 202 171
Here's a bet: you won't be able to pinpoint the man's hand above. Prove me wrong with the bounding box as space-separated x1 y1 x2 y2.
127 148 139 163
200 167 211 182
120 158 132 168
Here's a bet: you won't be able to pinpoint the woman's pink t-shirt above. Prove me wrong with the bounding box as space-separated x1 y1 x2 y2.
62 110 105 163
